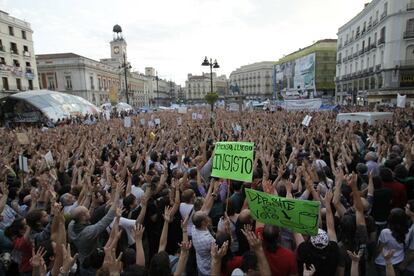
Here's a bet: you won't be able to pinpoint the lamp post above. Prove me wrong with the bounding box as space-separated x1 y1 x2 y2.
154 72 159 107
202 56 219 126
120 53 132 104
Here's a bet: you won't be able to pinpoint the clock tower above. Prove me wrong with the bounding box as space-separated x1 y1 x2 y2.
110 24 127 62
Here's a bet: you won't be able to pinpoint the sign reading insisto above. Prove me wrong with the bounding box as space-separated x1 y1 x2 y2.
212 142 254 182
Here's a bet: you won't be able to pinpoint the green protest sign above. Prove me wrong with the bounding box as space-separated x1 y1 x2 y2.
211 142 254 182
245 188 320 236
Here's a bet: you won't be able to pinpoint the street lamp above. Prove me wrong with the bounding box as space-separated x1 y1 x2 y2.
202 56 219 126
154 72 159 107
202 56 219 95
119 53 132 104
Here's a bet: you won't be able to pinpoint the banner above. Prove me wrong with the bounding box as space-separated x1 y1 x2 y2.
245 188 320 235
109 86 118 104
283 99 322 110
212 142 254 182
178 107 187 114
16 133 30 145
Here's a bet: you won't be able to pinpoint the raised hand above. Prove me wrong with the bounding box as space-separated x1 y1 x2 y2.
303 263 316 276
211 241 229 260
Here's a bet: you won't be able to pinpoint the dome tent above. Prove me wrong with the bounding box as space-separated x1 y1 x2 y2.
0 90 100 124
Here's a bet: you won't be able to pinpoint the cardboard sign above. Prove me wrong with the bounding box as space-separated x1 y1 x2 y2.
302 115 312 127
177 117 182 126
140 118 146 126
124 117 132 128
16 133 29 145
18 155 29 173
245 188 320 235
178 107 187 114
154 118 161 125
44 151 54 167
212 142 254 182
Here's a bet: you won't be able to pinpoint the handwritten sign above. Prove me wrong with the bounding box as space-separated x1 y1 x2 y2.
245 188 320 235
212 142 254 182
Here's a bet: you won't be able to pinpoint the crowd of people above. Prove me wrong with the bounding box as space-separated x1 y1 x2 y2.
0 106 413 276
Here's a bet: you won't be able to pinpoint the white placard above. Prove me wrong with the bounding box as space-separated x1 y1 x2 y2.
154 118 161 125
197 113 203 120
192 113 197 120
397 94 406 108
44 151 54 167
124 117 132 128
178 107 187 114
177 117 182 126
301 115 312 127
140 118 146 126
19 155 29 173
105 111 111 121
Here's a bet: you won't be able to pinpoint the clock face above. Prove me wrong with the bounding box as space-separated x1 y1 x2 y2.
113 46 120 54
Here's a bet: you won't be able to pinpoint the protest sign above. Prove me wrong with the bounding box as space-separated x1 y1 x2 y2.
44 151 54 167
245 188 320 235
18 155 29 173
178 107 187 114
154 118 161 125
148 121 155 128
212 142 254 182
177 117 182 126
301 115 312 127
192 113 197 120
140 118 146 126
124 117 132 128
197 113 203 120
397 94 406 108
104 111 111 121
16 133 30 145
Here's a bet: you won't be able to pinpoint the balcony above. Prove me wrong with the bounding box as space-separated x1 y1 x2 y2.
378 37 385 45
398 59 414 67
342 58 347 62
353 53 358 58
361 28 366 35
373 19 378 26
404 30 414 39
0 45 4 52
356 32 360 39
10 48 19 55
375 64 381 71
367 23 372 30
380 12 387 21
337 59 342 64
359 49 364 56
369 67 374 73
408 3 414 11
26 68 32 74
370 44 377 50
23 51 31 57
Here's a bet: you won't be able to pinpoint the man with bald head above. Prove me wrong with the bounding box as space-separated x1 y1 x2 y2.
68 182 123 274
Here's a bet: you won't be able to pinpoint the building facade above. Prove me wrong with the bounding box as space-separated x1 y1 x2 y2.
37 27 158 107
0 10 39 97
336 0 414 106
229 61 274 100
274 39 337 101
184 73 228 102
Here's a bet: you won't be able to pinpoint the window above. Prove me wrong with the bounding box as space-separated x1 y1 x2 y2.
23 45 28 52
90 76 95 90
0 58 5 65
384 2 388 16
8 26 14 36
2 77 9 90
407 18 414 32
28 80 33 90
0 40 3 51
13 59 20 67
47 76 56 90
10 42 18 54
16 78 22 90
21 30 26 39
65 76 72 89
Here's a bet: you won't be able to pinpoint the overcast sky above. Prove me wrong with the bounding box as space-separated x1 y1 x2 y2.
3 0 368 85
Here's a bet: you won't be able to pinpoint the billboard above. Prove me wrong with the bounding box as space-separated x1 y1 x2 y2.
294 53 315 91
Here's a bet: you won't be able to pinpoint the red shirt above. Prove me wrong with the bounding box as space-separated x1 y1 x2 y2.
13 236 33 273
256 227 298 276
382 181 407 209
223 256 243 276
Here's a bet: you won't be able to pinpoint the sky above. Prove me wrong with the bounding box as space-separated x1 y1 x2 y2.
2 0 368 85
